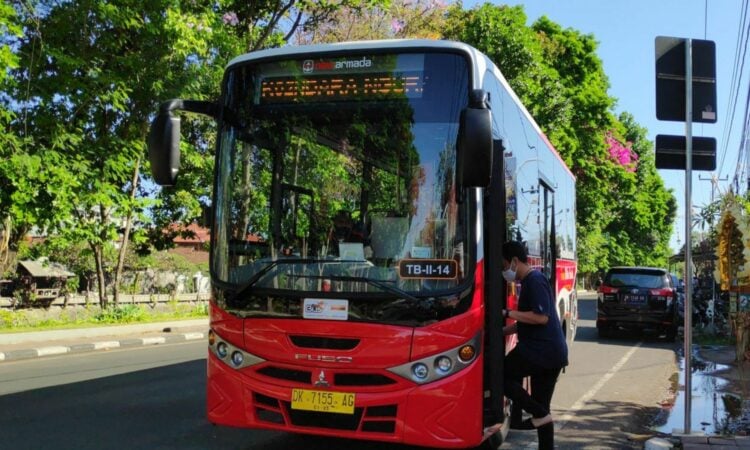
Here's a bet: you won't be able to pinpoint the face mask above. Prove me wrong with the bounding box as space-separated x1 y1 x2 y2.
502 260 517 282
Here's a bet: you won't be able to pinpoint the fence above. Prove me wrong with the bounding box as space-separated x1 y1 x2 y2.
0 292 211 309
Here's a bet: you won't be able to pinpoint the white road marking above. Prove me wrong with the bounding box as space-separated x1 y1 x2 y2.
557 341 643 430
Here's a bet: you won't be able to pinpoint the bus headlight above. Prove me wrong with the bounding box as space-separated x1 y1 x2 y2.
209 329 266 370
436 356 453 373
231 351 244 367
217 342 228 358
387 332 481 385
412 363 429 380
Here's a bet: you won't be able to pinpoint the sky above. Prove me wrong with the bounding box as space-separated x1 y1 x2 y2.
473 0 748 253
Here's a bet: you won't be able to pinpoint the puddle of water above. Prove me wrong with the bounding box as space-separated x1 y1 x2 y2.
656 348 744 435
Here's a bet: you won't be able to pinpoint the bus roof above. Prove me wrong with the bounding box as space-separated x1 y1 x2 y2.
226 39 480 68
227 39 575 181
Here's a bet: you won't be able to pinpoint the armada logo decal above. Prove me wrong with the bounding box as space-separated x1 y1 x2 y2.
301 57 373 73
335 57 372 70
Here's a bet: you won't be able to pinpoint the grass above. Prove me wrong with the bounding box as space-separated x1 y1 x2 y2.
0 302 208 333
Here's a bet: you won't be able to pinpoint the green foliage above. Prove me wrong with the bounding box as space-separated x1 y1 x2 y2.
443 4 676 274
0 301 209 331
1 0 678 296
94 304 148 324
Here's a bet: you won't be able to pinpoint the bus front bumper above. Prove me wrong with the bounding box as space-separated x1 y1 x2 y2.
206 351 486 448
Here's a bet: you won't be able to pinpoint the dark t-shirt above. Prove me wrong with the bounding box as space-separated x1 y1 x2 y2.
516 270 569 369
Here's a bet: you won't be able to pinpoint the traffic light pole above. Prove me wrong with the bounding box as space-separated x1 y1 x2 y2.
683 37 693 436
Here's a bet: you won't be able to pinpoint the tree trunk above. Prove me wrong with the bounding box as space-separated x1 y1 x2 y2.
92 244 108 309
0 216 10 274
113 157 140 307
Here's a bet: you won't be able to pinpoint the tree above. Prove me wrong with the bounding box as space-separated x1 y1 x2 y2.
9 0 227 306
6 0 394 306
295 0 448 43
443 5 676 274
0 3 23 273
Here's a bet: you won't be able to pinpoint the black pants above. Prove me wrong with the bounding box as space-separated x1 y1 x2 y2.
504 347 562 449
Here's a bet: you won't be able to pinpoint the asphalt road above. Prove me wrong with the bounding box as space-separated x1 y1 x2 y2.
0 293 678 450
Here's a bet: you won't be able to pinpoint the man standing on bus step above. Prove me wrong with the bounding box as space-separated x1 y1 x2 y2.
483 240 568 449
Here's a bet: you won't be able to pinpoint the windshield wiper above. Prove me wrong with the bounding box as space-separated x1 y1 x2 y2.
226 258 333 303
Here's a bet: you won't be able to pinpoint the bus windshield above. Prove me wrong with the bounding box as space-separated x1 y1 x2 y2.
212 51 470 299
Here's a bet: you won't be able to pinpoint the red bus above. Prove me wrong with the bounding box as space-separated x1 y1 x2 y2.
148 39 577 449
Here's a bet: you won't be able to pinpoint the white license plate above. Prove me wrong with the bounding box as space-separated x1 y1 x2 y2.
624 294 645 303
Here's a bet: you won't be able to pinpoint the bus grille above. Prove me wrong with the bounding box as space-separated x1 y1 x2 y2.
257 366 311 383
290 335 360 350
285 402 364 430
253 393 285 425
334 373 396 386
252 392 398 434
257 365 398 387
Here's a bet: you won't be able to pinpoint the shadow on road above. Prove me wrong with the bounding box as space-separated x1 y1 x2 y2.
0 360 425 450
554 400 660 449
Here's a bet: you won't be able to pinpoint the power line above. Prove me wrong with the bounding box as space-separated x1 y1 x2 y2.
718 0 750 179
734 84 750 191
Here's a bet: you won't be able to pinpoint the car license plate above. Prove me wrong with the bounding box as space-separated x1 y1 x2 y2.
291 389 355 414
624 294 645 303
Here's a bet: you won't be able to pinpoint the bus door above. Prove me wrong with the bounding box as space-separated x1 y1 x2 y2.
539 178 556 291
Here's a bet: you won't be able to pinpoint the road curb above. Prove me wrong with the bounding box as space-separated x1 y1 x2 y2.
0 331 206 362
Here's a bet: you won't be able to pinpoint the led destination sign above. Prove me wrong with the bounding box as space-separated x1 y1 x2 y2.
256 53 426 105
260 73 424 104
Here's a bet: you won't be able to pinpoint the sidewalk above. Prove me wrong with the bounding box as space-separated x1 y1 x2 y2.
647 435 750 449
0 318 208 362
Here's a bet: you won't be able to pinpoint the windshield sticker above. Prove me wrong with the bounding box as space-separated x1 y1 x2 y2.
398 259 457 280
303 298 349 321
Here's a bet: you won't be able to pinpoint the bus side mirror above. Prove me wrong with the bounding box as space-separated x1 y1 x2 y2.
147 99 219 186
148 106 181 186
457 89 493 189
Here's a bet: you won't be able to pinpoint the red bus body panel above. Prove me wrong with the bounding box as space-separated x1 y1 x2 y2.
206 264 487 448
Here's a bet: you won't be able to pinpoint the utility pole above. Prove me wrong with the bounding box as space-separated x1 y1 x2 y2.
655 36 717 435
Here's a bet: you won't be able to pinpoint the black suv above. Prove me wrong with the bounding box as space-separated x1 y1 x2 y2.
596 267 679 340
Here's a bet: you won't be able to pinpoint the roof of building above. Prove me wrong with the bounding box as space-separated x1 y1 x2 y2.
18 259 76 278
172 223 211 245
